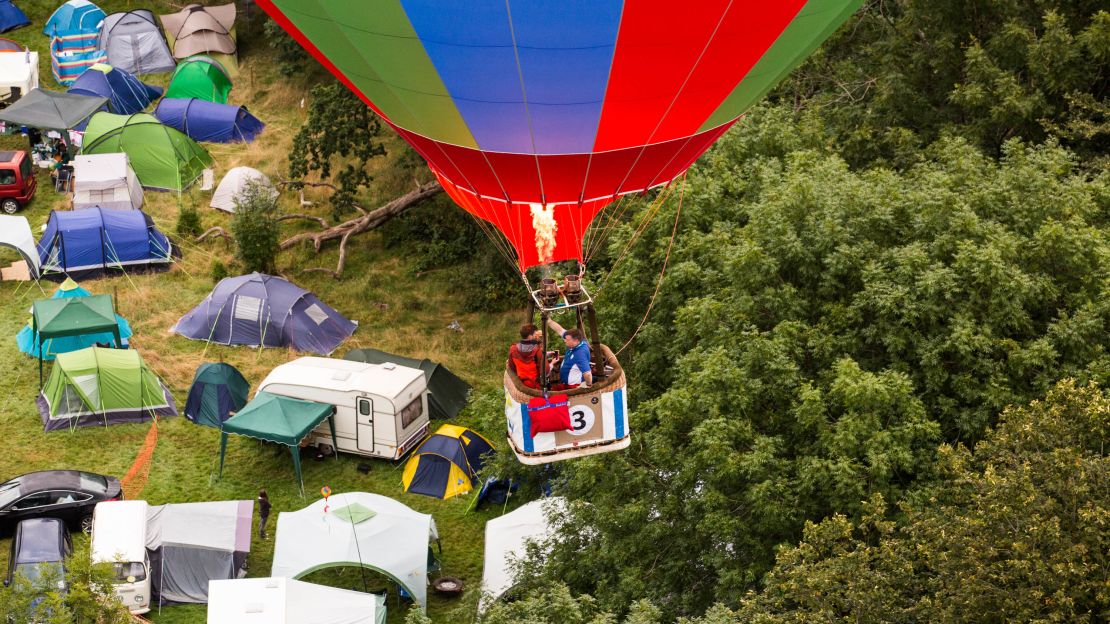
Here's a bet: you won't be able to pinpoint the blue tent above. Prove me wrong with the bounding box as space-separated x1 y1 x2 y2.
16 278 133 360
68 64 162 115
0 1 29 33
36 207 174 280
154 98 263 143
43 0 104 39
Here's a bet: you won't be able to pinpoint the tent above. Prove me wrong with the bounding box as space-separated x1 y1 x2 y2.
160 4 236 60
0 37 20 51
43 0 104 39
184 362 249 428
72 152 144 210
45 0 107 86
146 500 253 605
480 498 564 612
0 88 106 132
218 391 338 493
0 1 28 34
0 49 38 105
346 349 472 420
209 167 275 212
172 273 357 355
37 346 176 431
97 10 175 75
0 214 39 278
155 98 263 143
17 278 132 360
271 492 438 611
402 424 494 499
81 112 213 191
68 64 162 115
30 293 122 384
208 577 386 624
37 207 174 279
164 56 231 103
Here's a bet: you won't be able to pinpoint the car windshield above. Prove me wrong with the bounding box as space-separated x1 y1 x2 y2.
13 562 64 585
0 480 21 508
111 562 146 583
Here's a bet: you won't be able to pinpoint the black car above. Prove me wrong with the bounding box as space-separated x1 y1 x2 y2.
5 517 72 590
0 471 121 534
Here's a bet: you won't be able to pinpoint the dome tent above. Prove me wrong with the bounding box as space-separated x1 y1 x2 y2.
164 55 231 103
97 10 175 75
81 112 213 191
68 64 162 115
184 362 249 428
155 98 263 143
160 3 237 76
402 424 494 499
44 0 107 86
16 278 133 360
0 1 29 33
209 166 275 212
171 273 357 355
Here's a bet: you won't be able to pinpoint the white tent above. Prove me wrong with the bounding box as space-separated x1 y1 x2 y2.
146 500 253 605
210 166 276 212
0 214 40 279
207 577 386 624
0 51 39 104
73 153 144 210
271 492 437 611
480 497 565 613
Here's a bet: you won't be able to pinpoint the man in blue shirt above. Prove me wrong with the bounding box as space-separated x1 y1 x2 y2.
547 319 592 388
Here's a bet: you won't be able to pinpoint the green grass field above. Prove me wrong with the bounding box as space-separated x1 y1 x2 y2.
0 3 524 621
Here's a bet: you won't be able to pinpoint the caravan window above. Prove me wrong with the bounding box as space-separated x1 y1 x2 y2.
399 397 423 429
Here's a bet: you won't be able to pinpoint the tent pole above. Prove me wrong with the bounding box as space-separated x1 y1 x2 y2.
328 412 338 461
291 445 304 496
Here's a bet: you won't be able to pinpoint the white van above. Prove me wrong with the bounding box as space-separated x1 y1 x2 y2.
258 357 430 460
91 500 151 614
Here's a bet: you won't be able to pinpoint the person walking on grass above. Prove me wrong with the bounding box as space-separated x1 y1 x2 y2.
257 489 272 539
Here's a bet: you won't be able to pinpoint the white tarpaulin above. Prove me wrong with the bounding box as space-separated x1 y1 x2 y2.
207 577 386 624
146 500 253 605
73 152 144 210
210 166 276 212
0 51 39 103
271 492 437 610
480 497 565 613
0 215 41 279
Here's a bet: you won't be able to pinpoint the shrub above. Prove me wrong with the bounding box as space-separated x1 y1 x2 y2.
231 181 280 274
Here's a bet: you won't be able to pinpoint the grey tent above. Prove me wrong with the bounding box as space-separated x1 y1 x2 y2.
146 500 253 605
0 88 106 131
344 349 471 420
98 10 176 75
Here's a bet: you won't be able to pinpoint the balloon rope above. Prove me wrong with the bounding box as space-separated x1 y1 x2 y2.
596 182 677 292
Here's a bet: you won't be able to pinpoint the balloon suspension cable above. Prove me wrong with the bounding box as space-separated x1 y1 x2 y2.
596 180 679 294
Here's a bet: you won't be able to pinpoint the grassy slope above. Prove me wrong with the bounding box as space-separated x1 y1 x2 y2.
0 2 522 621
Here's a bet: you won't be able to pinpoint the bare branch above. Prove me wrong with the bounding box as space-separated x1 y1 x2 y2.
195 226 231 245
276 213 330 228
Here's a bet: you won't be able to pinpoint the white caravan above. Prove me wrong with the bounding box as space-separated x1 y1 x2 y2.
258 357 430 460
91 500 151 614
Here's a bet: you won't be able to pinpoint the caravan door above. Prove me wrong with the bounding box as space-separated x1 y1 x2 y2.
355 396 375 455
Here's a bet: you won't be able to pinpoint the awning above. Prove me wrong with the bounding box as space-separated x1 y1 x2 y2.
32 293 121 384
0 88 107 131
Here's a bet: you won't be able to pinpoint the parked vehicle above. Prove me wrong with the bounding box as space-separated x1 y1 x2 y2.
0 470 122 533
0 150 35 214
257 357 430 460
5 517 72 591
91 500 151 614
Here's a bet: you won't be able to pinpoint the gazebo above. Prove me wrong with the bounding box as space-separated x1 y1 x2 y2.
32 293 121 384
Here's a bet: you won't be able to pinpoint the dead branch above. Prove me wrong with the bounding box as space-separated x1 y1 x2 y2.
276 213 330 228
277 178 339 191
195 226 231 245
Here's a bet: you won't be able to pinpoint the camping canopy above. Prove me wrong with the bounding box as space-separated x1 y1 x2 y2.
146 500 253 605
0 49 39 104
81 112 213 191
17 278 132 360
36 207 174 279
480 498 564 612
184 362 249 428
154 98 263 143
98 10 176 75
0 1 28 34
68 64 162 115
0 214 40 278
271 492 438 611
0 88 106 132
402 424 495 499
164 56 231 103
218 391 337 492
345 349 471 420
37 346 176 431
160 3 235 59
72 152 144 210
172 273 358 355
209 167 275 212
208 578 386 624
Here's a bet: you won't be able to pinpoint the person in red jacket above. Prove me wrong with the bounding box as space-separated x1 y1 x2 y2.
509 323 544 388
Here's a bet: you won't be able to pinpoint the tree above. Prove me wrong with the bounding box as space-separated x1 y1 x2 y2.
0 541 132 623
231 180 281 273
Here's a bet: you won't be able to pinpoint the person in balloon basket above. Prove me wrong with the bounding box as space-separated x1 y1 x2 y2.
509 323 544 388
257 490 272 539
547 320 592 390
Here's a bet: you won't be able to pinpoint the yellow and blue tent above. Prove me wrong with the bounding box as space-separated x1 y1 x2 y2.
402 425 494 499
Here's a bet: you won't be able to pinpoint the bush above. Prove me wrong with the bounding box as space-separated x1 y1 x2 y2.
211 259 229 283
176 201 202 238
231 181 280 274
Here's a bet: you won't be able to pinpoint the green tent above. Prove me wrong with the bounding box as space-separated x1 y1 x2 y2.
81 112 213 191
218 392 338 493
32 294 122 385
38 346 177 431
165 55 232 103
344 349 472 420
184 362 250 428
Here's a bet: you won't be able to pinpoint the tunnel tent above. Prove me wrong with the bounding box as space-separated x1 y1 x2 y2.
163 55 231 103
270 492 438 611
155 98 263 143
0 1 28 33
145 500 253 605
209 166 275 212
97 10 175 75
0 214 40 278
80 112 213 191
207 577 386 624
72 152 144 211
183 362 249 428
0 88 106 132
36 207 174 279
345 348 471 420
68 64 162 115
402 424 495 499
17 278 133 360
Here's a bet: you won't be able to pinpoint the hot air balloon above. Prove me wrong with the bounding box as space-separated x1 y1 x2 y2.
257 0 864 464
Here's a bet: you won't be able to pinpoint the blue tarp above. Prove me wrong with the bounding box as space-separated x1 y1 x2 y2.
154 98 263 143
36 207 173 279
68 64 162 115
16 279 133 360
0 1 29 33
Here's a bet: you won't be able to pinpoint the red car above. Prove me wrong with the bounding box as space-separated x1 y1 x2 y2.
0 150 36 214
